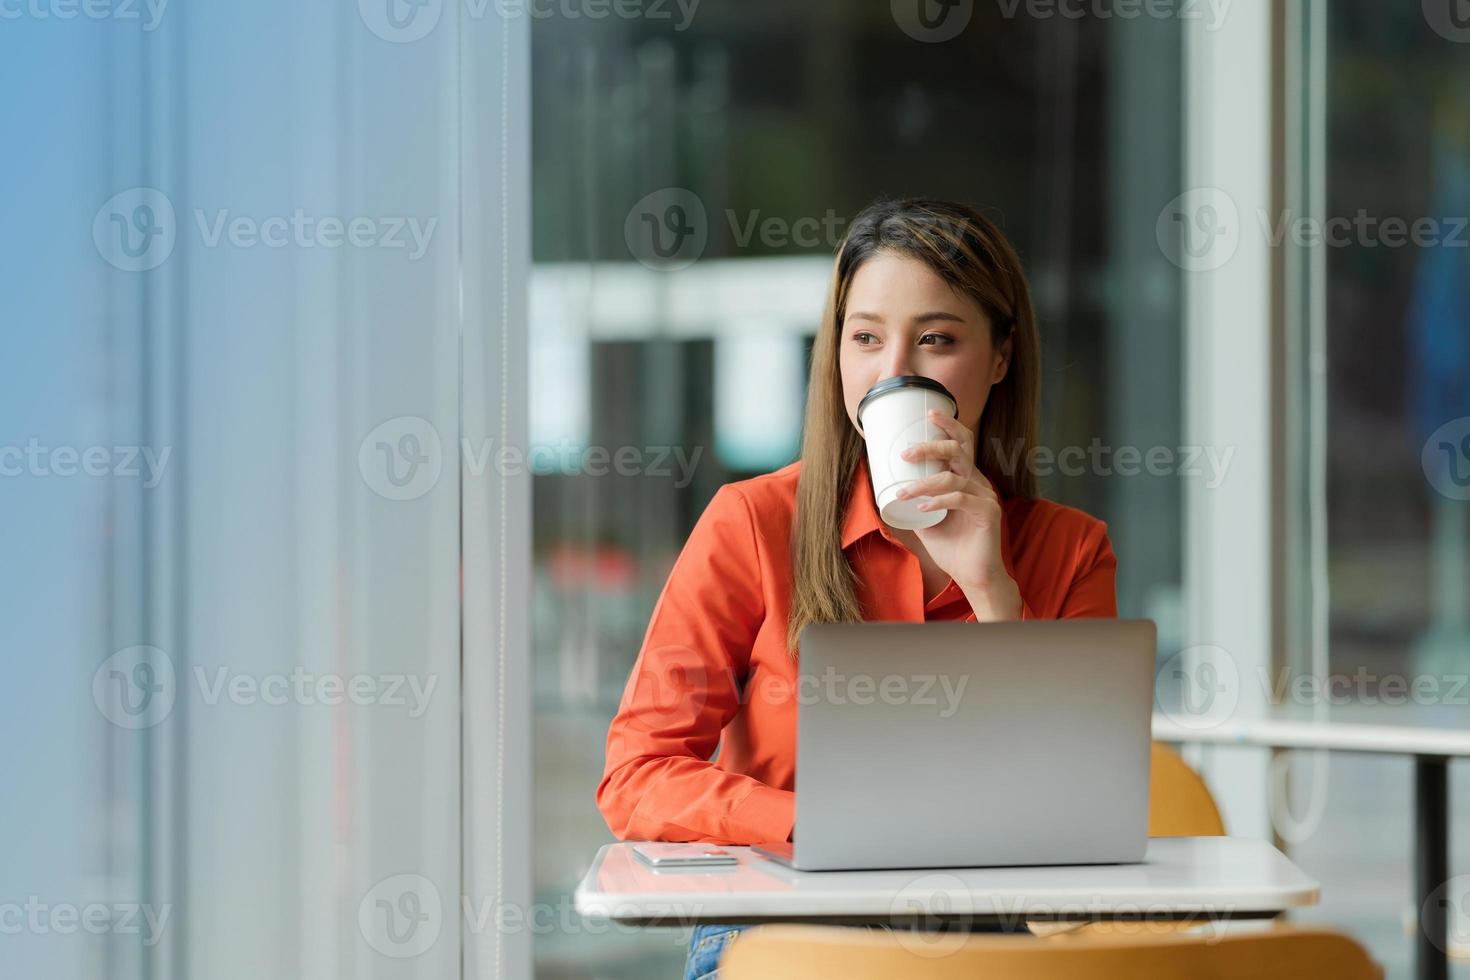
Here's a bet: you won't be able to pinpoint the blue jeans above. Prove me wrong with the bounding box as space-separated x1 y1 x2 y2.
682 924 752 980
682 923 905 978
681 919 1022 977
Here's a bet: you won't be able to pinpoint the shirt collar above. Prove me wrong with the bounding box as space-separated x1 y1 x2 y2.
841 456 890 550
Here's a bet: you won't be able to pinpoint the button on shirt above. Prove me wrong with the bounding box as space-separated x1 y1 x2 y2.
596 455 1118 845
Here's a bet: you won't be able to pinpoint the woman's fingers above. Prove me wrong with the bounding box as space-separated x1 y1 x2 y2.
894 469 967 498
913 490 973 511
899 438 964 464
899 471 1000 503
914 489 1002 522
924 409 974 454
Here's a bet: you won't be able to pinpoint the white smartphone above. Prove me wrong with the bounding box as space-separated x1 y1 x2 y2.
631 842 738 868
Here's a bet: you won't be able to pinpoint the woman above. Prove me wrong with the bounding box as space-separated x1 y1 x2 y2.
595 198 1118 979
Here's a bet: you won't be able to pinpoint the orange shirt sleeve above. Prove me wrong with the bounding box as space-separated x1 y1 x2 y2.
595 485 794 844
1053 519 1118 619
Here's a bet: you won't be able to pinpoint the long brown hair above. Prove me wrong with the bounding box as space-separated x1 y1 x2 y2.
785 198 1041 655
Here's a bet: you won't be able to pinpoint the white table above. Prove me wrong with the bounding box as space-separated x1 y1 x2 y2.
1153 713 1470 980
575 836 1318 929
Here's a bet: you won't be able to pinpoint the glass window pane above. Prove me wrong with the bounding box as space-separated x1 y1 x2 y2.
532 8 1184 975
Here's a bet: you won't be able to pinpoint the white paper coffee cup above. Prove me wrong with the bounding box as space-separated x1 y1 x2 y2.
856 376 959 531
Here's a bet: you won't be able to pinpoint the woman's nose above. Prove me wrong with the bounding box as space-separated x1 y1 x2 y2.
881 350 916 379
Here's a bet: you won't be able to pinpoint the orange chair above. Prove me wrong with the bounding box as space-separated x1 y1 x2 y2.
1147 741 1225 837
720 923 1382 980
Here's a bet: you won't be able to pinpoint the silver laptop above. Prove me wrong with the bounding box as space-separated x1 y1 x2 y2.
753 619 1155 872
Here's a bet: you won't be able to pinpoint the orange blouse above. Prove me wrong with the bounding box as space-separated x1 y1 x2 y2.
595 455 1118 845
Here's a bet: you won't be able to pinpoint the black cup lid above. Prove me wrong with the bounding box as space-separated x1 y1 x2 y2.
856 375 958 424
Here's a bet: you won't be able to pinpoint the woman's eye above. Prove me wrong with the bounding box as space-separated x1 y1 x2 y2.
851 332 952 347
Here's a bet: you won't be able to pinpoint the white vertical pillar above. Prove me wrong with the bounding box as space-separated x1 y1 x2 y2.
463 9 534 980
1180 2 1276 839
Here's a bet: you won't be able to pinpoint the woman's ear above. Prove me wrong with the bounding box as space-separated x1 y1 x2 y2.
991 328 1014 385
